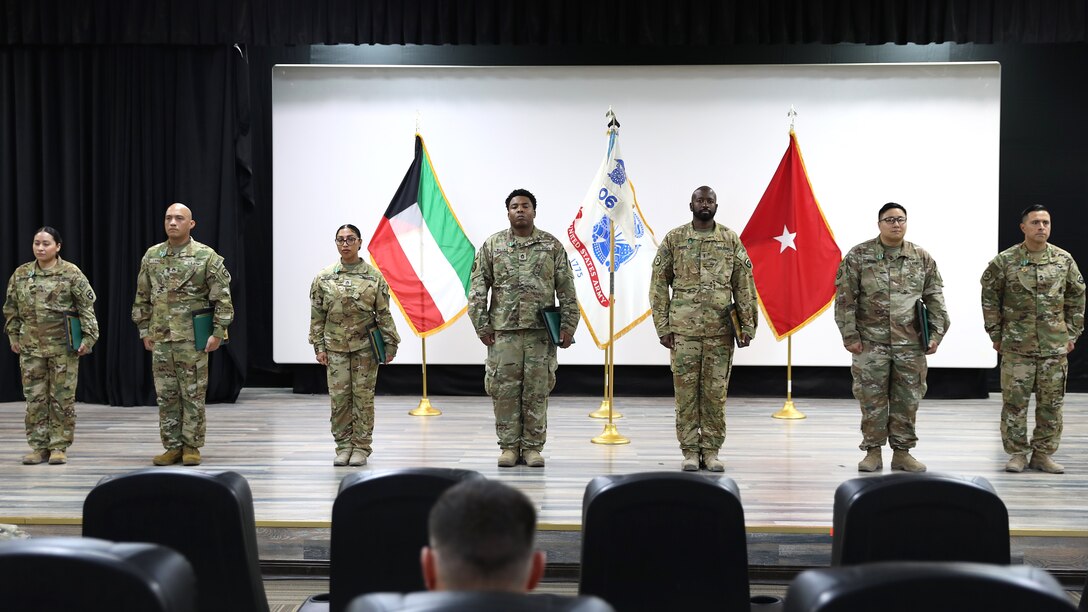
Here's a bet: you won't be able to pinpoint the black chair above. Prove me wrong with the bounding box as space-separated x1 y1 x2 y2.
579 472 750 611
0 536 196 611
324 468 485 612
832 472 1010 565
785 561 1076 612
82 468 269 612
347 591 615 612
1080 569 1087 611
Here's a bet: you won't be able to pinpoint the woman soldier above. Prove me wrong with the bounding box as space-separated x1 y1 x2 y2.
309 224 399 466
4 227 99 464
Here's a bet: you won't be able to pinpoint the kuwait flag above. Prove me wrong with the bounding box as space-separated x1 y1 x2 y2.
368 135 475 337
740 130 841 340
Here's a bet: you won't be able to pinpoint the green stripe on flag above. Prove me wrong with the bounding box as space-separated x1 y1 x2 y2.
419 149 474 295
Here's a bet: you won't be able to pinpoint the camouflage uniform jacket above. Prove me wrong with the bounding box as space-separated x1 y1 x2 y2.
649 222 758 339
980 243 1085 356
835 237 949 347
309 260 400 357
132 238 234 342
468 227 579 337
3 258 99 357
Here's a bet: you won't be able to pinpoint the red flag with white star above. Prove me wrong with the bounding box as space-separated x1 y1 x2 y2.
740 131 841 340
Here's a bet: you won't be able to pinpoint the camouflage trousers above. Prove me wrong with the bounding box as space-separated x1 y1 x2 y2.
1000 352 1067 455
485 329 556 451
851 343 927 451
326 348 378 454
671 334 734 452
152 341 209 450
19 352 79 451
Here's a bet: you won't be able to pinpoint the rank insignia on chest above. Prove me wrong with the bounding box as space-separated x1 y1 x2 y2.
519 253 527 261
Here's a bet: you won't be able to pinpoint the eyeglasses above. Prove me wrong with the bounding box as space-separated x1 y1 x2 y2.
334 237 359 245
880 217 908 225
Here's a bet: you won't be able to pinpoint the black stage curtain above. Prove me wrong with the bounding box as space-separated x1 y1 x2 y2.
0 45 250 405
2 0 1087 46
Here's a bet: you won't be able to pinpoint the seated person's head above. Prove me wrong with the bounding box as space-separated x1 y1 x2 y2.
421 479 545 593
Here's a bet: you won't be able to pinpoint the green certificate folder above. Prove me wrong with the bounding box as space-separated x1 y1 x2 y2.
725 303 742 347
915 298 930 349
192 307 214 351
64 311 82 352
367 324 387 364
539 306 572 346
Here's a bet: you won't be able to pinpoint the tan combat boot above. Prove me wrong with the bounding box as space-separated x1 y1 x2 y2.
857 448 882 472
22 449 48 465
182 446 201 466
48 449 67 465
348 449 368 466
891 450 926 472
333 449 351 466
681 450 699 472
153 448 183 466
1028 452 1064 474
1005 454 1029 473
497 449 518 468
523 449 545 468
702 451 725 472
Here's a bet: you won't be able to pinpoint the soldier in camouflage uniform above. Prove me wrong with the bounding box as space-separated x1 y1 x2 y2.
310 223 400 467
981 204 1085 474
835 203 949 473
132 203 233 467
650 186 758 473
469 188 578 468
4 227 99 465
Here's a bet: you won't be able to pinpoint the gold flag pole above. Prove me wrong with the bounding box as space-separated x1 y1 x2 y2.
409 337 441 416
593 208 630 445
772 335 805 419
589 342 622 419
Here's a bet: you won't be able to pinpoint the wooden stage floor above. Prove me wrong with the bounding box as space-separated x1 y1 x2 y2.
3 388 1087 571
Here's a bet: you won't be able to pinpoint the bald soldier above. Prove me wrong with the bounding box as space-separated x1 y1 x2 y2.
650 186 758 472
981 204 1085 474
133 203 234 466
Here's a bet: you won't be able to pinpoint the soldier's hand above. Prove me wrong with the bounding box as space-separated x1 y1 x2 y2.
992 341 1001 352
845 341 863 354
316 351 328 366
205 335 222 353
659 333 674 350
1068 340 1075 353
9 342 19 354
142 337 154 351
737 334 751 348
77 342 90 357
384 352 395 364
925 339 938 355
480 333 495 346
559 331 574 349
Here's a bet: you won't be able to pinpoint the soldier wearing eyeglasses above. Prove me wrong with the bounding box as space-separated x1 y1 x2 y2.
309 223 400 467
834 202 949 473
981 204 1085 474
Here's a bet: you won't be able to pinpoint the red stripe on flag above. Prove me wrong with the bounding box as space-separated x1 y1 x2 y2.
369 217 445 334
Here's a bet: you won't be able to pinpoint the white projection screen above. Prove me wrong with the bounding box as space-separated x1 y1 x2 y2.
272 63 1000 368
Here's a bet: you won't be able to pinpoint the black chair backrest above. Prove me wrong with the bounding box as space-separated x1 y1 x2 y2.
82 468 269 612
579 472 750 612
832 473 1010 565
330 468 485 612
0 536 197 611
1080 569 1087 612
786 561 1076 612
347 591 615 612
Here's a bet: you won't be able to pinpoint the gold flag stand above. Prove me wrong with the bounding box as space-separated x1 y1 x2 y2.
592 150 630 445
409 337 442 416
772 336 806 419
588 343 622 419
